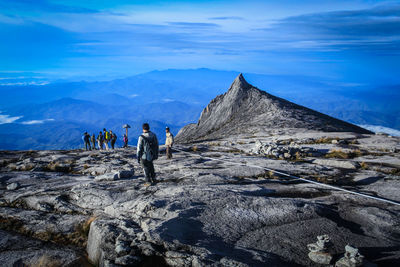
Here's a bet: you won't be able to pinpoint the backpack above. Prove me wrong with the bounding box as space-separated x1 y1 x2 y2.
105 132 109 140
141 135 155 161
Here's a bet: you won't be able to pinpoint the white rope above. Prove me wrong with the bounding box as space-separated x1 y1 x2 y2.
173 147 400 207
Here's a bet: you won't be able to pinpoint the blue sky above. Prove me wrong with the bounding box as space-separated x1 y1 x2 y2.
0 0 399 84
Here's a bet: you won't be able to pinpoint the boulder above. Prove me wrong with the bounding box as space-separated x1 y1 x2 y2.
87 220 117 265
307 234 333 264
89 166 112 176
308 251 333 265
86 219 143 266
335 245 365 267
254 140 263 154
7 182 20 190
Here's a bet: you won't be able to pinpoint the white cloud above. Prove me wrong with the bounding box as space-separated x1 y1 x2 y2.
21 119 55 125
0 114 23 124
359 124 400 137
0 81 50 86
129 94 139 98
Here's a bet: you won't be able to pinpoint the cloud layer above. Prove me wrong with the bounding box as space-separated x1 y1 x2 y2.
0 114 22 124
0 0 399 83
21 119 55 125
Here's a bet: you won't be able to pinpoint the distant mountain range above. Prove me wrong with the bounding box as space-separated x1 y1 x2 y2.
0 68 399 150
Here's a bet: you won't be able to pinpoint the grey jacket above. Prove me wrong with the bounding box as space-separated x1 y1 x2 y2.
137 131 159 161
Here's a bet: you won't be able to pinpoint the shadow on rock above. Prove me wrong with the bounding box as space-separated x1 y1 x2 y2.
316 206 364 235
355 176 383 185
359 245 400 267
158 208 294 266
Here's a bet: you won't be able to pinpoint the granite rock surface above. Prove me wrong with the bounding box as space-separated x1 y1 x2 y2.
0 131 399 266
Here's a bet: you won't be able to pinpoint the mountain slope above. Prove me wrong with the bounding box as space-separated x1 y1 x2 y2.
176 74 372 143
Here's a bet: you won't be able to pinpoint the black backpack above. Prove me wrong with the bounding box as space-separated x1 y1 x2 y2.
140 135 155 161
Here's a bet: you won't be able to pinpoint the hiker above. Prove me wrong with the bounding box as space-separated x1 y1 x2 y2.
103 128 110 150
137 123 159 186
110 130 117 149
97 131 104 150
165 127 174 159
123 134 128 148
91 134 96 150
83 132 91 151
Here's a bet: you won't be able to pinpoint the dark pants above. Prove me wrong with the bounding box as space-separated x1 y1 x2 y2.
111 140 116 149
166 146 172 159
85 141 91 151
141 159 155 183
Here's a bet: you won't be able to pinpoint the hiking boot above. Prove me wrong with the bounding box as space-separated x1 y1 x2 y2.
143 182 151 187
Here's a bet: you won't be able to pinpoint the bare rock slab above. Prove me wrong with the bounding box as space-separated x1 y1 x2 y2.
313 159 360 169
95 173 119 181
0 230 83 267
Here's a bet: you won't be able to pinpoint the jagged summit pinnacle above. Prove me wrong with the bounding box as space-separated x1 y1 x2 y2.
230 73 250 90
225 73 252 99
222 73 254 106
176 74 372 143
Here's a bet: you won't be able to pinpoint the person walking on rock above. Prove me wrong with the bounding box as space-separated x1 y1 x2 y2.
103 128 110 150
97 131 104 150
91 134 96 150
83 132 91 151
123 134 128 148
165 127 174 159
110 130 117 149
137 123 159 186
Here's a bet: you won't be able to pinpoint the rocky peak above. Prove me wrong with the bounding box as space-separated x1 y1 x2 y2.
194 74 256 131
227 73 252 96
176 74 372 143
